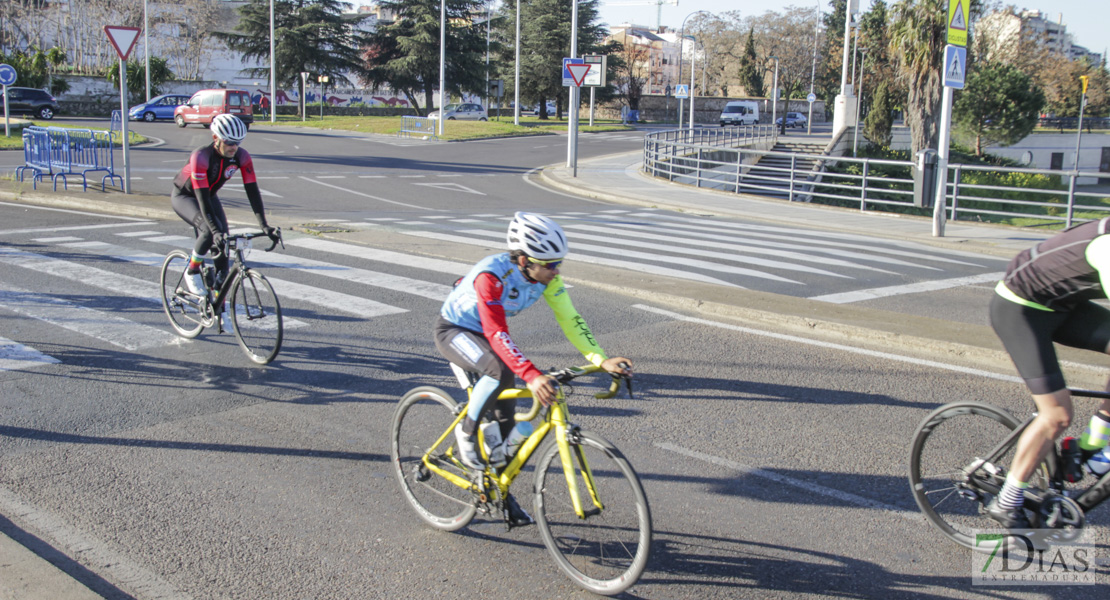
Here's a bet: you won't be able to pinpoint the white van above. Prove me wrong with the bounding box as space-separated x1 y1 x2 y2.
719 101 759 127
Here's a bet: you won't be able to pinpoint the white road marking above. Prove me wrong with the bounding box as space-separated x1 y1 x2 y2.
395 229 743 288
116 230 167 237
298 176 436 210
0 284 180 351
287 238 471 276
809 272 1005 304
462 228 801 284
414 182 486 195
0 222 154 236
30 236 83 243
656 443 922 522
0 336 59 372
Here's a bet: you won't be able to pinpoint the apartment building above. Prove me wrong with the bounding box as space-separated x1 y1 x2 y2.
977 8 1103 65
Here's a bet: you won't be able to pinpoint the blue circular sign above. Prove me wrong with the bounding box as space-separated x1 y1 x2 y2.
0 64 16 86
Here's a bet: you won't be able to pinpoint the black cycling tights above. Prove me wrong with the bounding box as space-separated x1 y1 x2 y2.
171 191 229 278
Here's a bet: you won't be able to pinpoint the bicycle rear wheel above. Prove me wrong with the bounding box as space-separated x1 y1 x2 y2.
533 430 651 596
159 250 204 338
391 387 477 532
229 270 282 364
908 401 1050 549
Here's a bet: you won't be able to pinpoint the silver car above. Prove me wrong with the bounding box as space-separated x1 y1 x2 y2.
428 103 487 121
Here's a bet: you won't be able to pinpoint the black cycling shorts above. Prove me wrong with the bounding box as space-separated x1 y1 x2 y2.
171 188 227 256
990 293 1110 395
433 316 517 427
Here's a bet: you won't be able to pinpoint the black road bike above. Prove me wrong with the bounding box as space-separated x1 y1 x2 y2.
159 230 284 364
909 389 1110 549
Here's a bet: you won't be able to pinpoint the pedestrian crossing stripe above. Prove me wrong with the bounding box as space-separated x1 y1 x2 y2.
0 335 59 372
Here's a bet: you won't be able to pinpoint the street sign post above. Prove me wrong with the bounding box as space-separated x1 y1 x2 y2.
105 26 142 194
0 63 16 137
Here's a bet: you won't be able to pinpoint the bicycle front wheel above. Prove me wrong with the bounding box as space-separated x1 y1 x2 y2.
533 430 651 596
391 387 477 532
229 270 282 364
159 250 204 339
908 401 1050 549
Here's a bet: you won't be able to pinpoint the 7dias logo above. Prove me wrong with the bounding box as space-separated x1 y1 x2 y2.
972 531 1101 586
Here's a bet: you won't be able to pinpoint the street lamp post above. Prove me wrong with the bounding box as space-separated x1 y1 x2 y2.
852 48 868 156
143 0 150 102
270 0 276 124
514 0 521 125
677 11 710 128
770 56 779 135
1074 75 1090 171
808 0 819 135
318 75 328 120
439 0 445 136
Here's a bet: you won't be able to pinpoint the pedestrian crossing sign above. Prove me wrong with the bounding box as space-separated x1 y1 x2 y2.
944 45 966 89
947 0 969 47
674 85 689 99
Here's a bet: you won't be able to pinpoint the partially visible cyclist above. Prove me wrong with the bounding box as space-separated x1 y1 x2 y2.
171 114 279 296
435 212 633 522
988 218 1110 529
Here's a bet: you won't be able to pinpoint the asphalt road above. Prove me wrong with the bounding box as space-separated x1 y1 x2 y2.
1 122 1107 598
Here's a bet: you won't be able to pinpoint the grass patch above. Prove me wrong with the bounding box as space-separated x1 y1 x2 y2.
250 114 632 140
0 121 148 150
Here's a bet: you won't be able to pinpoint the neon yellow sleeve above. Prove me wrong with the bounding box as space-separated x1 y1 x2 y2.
1086 235 1110 293
544 276 608 367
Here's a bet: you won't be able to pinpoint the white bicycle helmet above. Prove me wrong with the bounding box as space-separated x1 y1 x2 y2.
506 212 567 260
211 114 247 143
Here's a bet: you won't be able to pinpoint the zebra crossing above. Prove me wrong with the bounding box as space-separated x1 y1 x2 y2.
0 208 1006 372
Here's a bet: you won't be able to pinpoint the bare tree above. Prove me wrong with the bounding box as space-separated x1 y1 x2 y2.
612 35 650 111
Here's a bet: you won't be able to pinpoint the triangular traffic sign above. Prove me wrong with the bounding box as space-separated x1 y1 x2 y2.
949 1 967 30
566 63 592 87
104 26 142 60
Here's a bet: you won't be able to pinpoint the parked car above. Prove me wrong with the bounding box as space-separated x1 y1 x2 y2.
2 87 61 120
718 100 759 126
129 93 192 122
533 101 558 116
775 112 808 129
174 89 254 128
428 103 487 121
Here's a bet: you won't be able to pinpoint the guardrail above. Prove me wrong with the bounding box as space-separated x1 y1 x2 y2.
397 115 438 140
15 126 122 191
642 128 1110 227
1036 117 1110 132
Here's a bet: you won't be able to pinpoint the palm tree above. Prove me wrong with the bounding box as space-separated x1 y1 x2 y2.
888 0 947 155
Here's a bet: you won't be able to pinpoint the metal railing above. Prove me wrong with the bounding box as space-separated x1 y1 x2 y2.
398 115 438 140
642 129 1110 227
15 126 122 191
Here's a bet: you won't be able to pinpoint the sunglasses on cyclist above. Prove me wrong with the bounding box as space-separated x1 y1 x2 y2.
528 257 562 270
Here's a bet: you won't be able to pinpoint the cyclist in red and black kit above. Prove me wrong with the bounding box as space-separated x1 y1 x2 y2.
987 218 1110 529
171 113 278 296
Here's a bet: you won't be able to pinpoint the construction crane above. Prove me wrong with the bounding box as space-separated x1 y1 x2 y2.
605 0 679 31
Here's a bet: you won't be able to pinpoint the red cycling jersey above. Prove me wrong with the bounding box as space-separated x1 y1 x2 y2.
473 271 544 383
172 144 258 196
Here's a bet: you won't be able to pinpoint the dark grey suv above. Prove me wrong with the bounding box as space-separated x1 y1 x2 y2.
2 87 61 120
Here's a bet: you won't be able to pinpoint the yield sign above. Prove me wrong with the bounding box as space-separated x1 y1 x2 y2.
104 26 142 60
566 63 592 87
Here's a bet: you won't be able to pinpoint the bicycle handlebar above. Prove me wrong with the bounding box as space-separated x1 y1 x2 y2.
211 228 283 259
514 363 634 422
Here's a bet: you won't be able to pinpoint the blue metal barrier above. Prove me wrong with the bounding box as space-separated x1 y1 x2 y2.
15 126 122 191
398 115 439 140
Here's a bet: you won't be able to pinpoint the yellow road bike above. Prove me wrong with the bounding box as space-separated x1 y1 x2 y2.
390 364 652 596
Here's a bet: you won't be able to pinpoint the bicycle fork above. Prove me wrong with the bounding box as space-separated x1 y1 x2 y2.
550 404 604 519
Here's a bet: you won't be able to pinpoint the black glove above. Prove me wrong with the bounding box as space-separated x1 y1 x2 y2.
262 225 280 250
211 230 226 249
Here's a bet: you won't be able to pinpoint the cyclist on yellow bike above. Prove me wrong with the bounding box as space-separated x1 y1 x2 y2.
434 212 633 480
988 218 1110 528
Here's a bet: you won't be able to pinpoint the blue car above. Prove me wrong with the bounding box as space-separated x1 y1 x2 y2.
129 94 192 122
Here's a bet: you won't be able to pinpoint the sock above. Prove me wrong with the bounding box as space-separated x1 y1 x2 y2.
997 474 1028 510
187 252 204 274
1078 413 1110 454
464 375 501 435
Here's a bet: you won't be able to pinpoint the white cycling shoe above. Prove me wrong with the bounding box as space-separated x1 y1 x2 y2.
183 272 206 297
454 423 484 470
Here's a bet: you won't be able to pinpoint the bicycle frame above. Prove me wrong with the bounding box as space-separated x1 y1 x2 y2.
964 390 1110 513
420 365 617 519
